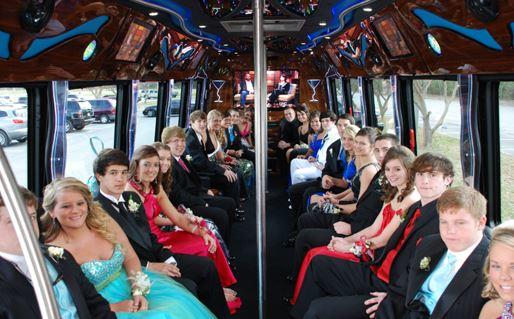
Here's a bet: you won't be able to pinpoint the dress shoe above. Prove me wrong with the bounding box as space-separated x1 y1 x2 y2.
282 296 293 304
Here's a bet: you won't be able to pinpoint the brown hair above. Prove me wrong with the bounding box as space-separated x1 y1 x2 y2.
40 177 116 244
381 146 416 203
410 152 455 181
128 145 162 195
482 220 514 299
152 142 173 195
189 110 206 123
161 126 186 144
437 186 487 220
0 186 38 209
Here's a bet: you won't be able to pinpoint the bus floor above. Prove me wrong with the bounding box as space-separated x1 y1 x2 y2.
228 173 294 319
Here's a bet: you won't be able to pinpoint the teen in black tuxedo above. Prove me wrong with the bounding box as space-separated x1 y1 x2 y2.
291 153 454 319
0 187 115 319
277 107 300 176
224 109 255 163
185 111 242 208
376 186 489 319
93 149 230 318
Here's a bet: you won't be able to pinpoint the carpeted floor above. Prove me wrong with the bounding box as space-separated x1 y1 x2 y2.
229 174 294 319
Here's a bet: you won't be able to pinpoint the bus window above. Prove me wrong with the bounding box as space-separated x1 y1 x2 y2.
189 80 201 113
168 81 182 127
334 78 344 114
349 79 361 124
498 82 514 221
0 87 28 186
413 79 462 185
65 85 116 182
135 82 158 148
372 78 395 134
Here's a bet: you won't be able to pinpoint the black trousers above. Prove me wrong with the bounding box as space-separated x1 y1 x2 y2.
288 180 319 229
191 205 230 242
211 173 241 207
291 255 388 319
291 212 347 277
174 253 230 319
203 195 237 243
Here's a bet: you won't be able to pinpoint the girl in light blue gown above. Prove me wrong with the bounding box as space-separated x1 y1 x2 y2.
41 177 215 319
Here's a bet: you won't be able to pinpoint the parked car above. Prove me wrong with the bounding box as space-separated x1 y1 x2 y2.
88 99 116 123
17 96 27 104
0 107 27 146
66 100 94 132
142 105 157 117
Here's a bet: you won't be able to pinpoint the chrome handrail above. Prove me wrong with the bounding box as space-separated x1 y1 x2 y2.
0 146 61 318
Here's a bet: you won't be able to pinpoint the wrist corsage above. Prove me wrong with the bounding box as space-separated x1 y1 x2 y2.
349 236 374 261
129 271 151 297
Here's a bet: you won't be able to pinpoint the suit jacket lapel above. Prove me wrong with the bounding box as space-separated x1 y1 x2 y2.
431 236 489 319
406 238 447 303
401 200 438 245
42 246 90 318
95 193 150 250
0 257 40 315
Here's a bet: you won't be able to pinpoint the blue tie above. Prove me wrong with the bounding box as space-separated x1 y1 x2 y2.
229 127 235 143
416 253 457 314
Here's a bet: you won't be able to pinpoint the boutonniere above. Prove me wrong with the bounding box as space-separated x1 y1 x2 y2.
185 155 192 162
127 196 140 214
48 246 65 261
419 256 431 271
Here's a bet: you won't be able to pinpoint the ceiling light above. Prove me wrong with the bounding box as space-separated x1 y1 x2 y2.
324 36 330 40
362 7 373 12
197 39 203 42
223 43 229 47
199 25 207 29
318 21 327 26
310 51 314 55
301 42 306 45
149 11 158 16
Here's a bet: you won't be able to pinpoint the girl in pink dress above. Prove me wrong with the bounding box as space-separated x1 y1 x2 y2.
125 145 241 313
292 145 420 304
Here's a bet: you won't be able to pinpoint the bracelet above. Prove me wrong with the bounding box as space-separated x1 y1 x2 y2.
129 271 151 297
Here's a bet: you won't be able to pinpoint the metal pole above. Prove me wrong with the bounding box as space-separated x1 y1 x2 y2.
253 0 267 318
0 147 61 319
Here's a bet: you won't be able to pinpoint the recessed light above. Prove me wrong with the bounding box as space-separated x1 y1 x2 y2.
362 7 373 12
318 21 327 26
223 43 229 47
199 25 207 29
301 42 306 45
149 11 158 16
324 36 330 40
310 51 314 55
197 39 203 42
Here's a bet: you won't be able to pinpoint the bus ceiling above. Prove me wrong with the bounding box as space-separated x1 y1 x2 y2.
0 0 510 83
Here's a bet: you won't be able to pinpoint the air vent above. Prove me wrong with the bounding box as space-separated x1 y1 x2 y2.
220 19 305 33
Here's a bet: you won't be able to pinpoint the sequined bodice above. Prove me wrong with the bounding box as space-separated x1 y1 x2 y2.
80 244 124 288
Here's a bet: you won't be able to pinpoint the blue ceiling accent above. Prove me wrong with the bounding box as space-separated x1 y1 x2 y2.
509 22 514 46
0 30 10 59
297 0 372 52
160 37 171 69
20 15 109 60
412 8 502 51
129 0 235 52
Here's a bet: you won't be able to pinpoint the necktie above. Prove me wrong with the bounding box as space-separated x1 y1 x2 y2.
427 253 457 292
178 158 190 173
229 127 235 143
114 201 129 219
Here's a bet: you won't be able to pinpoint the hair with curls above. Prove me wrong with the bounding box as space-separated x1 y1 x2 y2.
152 142 173 195
482 220 514 299
128 145 162 195
381 146 416 203
41 177 116 244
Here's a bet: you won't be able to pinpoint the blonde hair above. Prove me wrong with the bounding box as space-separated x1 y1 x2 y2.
207 109 222 123
41 177 116 244
161 126 185 144
207 109 226 145
343 124 360 140
437 186 487 220
482 220 514 299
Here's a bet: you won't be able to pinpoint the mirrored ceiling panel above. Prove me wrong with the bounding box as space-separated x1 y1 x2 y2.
200 0 241 18
279 0 319 17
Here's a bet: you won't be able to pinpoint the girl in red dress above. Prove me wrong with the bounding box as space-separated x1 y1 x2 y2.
292 145 420 303
125 145 241 312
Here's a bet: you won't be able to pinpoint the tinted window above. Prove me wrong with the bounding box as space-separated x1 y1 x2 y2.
498 82 514 221
67 101 80 112
0 110 7 117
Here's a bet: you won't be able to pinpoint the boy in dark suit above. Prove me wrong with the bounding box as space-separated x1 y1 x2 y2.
185 110 243 211
93 149 230 318
0 187 115 318
291 152 454 319
376 186 489 319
